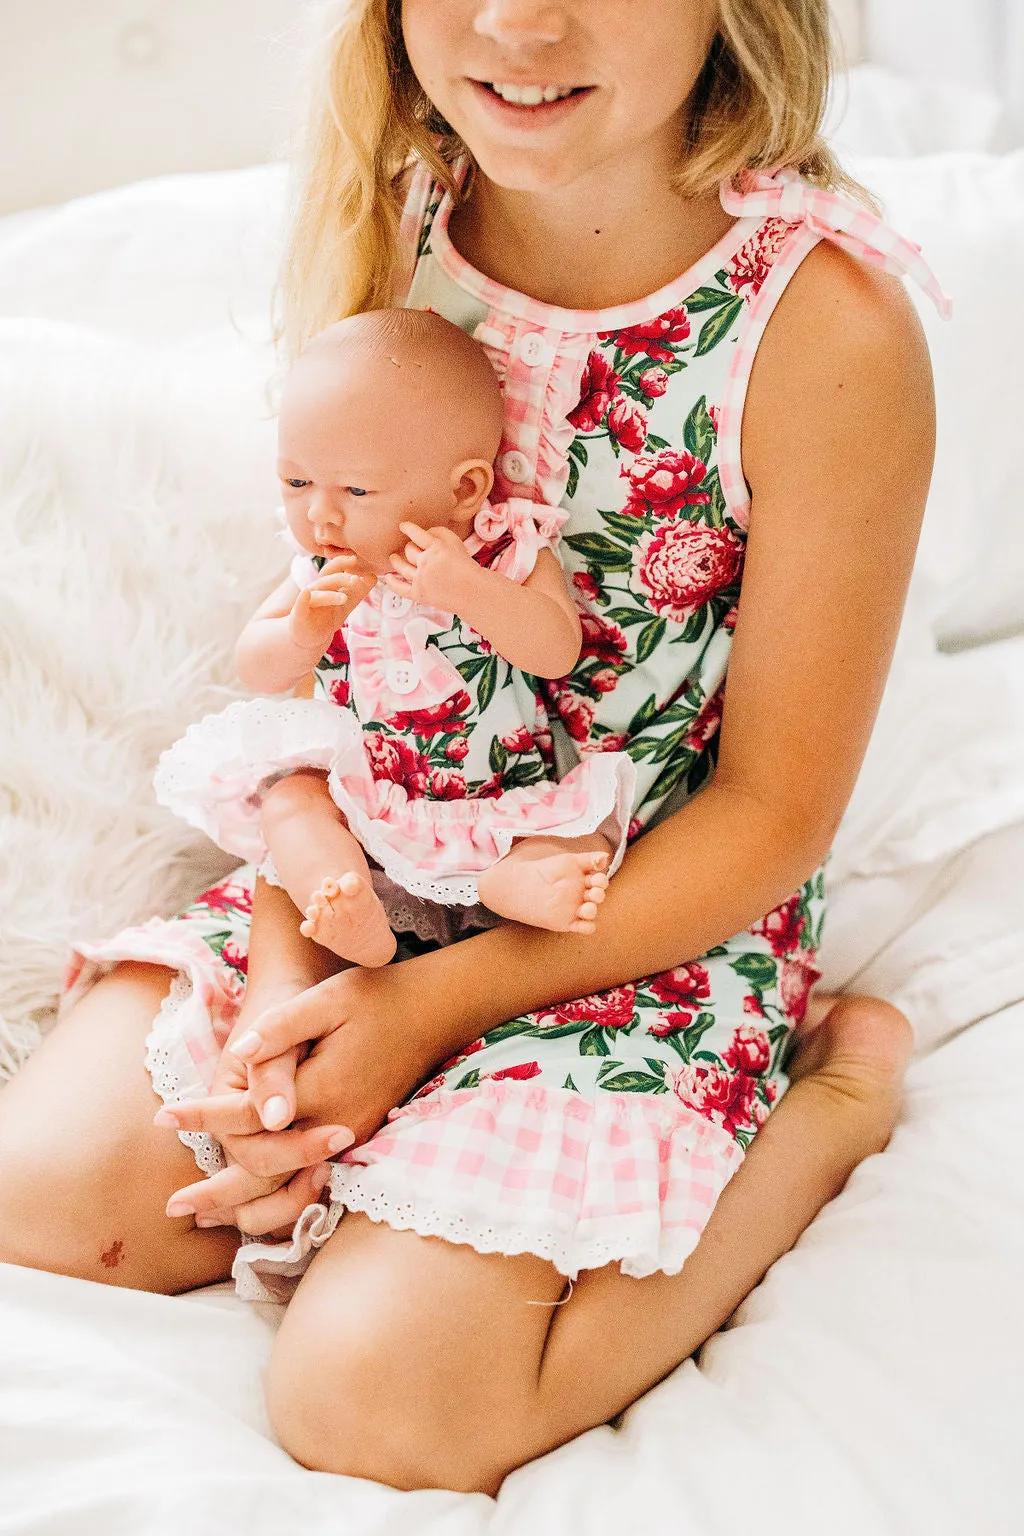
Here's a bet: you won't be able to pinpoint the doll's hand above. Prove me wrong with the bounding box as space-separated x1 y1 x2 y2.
386 522 478 611
289 553 376 655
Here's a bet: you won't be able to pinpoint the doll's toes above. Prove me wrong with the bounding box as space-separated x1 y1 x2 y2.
576 900 599 923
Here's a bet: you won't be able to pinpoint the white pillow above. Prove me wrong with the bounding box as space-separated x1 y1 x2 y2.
847 149 1024 648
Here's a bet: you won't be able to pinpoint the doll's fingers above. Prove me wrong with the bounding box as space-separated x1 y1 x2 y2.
318 553 360 572
153 1092 261 1137
232 1163 333 1237
397 521 432 549
390 553 418 580
308 591 349 607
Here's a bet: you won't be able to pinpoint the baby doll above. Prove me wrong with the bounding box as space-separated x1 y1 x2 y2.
155 309 634 967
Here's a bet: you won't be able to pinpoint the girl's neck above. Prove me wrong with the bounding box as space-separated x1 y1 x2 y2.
447 151 736 312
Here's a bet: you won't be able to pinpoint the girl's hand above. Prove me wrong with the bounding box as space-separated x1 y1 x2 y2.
289 553 376 653
158 966 435 1234
387 522 477 610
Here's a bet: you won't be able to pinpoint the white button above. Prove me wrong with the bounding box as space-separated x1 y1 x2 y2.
517 332 554 368
385 660 419 695
381 591 412 617
500 450 531 484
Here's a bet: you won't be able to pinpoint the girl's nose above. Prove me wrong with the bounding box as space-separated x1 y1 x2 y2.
473 2 567 47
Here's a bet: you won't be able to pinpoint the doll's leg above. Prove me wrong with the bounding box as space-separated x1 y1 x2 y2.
477 833 612 934
260 771 396 967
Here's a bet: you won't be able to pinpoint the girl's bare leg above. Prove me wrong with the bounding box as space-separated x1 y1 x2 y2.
259 771 395 966
477 833 612 934
0 964 239 1293
265 993 912 1494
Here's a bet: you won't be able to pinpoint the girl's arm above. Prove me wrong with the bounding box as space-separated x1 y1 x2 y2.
236 556 376 694
389 527 581 677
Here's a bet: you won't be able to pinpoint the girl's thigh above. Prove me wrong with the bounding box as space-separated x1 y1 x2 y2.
0 962 238 1293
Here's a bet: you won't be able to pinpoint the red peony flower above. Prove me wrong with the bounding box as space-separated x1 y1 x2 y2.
684 689 724 751
608 396 648 453
473 772 506 799
638 366 669 399
647 1009 694 1038
568 351 621 432
780 954 820 1023
595 731 628 752
324 630 350 667
365 732 429 798
708 403 721 434
201 878 253 916
572 570 602 603
620 447 711 519
648 961 712 1010
486 1061 543 1082
540 983 637 1031
726 219 792 301
601 308 691 364
549 684 595 744
743 994 767 1019
589 668 620 693
751 894 806 957
445 736 470 762
672 1062 759 1137
500 726 535 754
579 612 627 666
329 675 350 707
389 689 472 738
723 1024 771 1075
428 767 468 800
220 941 248 976
637 521 743 624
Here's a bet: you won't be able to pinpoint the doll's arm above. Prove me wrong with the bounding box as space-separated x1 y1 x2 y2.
388 529 581 678
236 555 376 695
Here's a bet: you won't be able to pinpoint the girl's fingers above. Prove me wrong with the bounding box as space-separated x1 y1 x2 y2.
232 1162 333 1237
165 1162 279 1219
221 1120 352 1178
231 981 349 1065
247 1043 301 1129
154 1091 261 1137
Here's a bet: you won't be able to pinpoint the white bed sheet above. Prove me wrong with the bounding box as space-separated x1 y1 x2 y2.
2 999 1021 1535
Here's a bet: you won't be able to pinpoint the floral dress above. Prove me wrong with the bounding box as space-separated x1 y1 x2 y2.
152 496 633 917
63 166 949 1301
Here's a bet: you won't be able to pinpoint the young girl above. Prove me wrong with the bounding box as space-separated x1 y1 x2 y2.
2 0 945 1497
154 308 633 965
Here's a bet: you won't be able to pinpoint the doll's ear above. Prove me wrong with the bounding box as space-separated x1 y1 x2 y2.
450 458 494 515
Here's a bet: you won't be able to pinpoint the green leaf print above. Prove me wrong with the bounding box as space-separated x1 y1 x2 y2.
685 283 735 312
695 298 744 357
600 509 649 543
703 464 727 529
635 618 668 664
489 738 509 776
501 758 548 790
566 454 580 500
645 432 671 451
672 607 710 646
455 1068 482 1090
457 654 493 685
529 1019 592 1040
476 654 499 714
683 395 716 467
604 605 653 628
579 1025 612 1056
730 953 779 989
564 534 635 572
482 1018 537 1046
600 1071 669 1094
568 437 589 466
563 1073 579 1092
681 1012 716 1059
629 693 660 733
643 1057 669 1077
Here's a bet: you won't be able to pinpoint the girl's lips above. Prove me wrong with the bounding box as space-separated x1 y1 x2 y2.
468 80 595 129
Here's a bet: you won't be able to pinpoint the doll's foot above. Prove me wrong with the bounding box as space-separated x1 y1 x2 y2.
299 873 396 966
478 851 610 935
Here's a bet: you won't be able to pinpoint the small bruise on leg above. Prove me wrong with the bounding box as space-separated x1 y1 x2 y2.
99 1238 125 1269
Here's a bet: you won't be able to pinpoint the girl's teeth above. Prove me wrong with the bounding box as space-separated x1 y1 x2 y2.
490 83 575 106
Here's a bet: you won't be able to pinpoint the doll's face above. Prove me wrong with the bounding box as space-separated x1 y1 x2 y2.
278 352 492 576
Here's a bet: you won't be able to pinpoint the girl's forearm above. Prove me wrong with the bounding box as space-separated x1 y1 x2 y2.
390 782 829 1070
235 617 322 695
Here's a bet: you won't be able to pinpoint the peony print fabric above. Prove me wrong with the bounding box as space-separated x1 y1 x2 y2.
66 165 949 1298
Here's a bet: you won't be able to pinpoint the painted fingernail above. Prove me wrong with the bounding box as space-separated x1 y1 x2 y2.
195 1214 230 1229
232 1030 262 1060
165 1198 194 1218
153 1108 181 1129
311 1162 332 1189
262 1095 290 1130
326 1128 355 1154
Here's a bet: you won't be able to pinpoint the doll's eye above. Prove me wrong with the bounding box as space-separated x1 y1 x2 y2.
347 487 367 497
284 478 308 489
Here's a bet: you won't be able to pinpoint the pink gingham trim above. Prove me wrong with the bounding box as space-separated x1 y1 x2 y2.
716 170 952 531
234 1080 745 1297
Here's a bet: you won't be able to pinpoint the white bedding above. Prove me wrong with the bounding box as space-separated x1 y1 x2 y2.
2 94 1024 1533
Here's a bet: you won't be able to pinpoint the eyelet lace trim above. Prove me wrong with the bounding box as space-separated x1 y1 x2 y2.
144 971 224 1175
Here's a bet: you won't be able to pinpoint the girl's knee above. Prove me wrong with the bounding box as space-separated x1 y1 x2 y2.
791 994 913 1154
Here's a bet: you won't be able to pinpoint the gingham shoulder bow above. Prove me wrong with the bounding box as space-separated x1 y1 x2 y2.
721 167 952 319
466 496 569 583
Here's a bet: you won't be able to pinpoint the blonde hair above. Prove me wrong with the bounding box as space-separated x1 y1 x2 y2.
278 0 869 358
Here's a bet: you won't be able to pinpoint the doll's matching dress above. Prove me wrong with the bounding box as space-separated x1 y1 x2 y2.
64 164 949 1301
153 498 635 917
